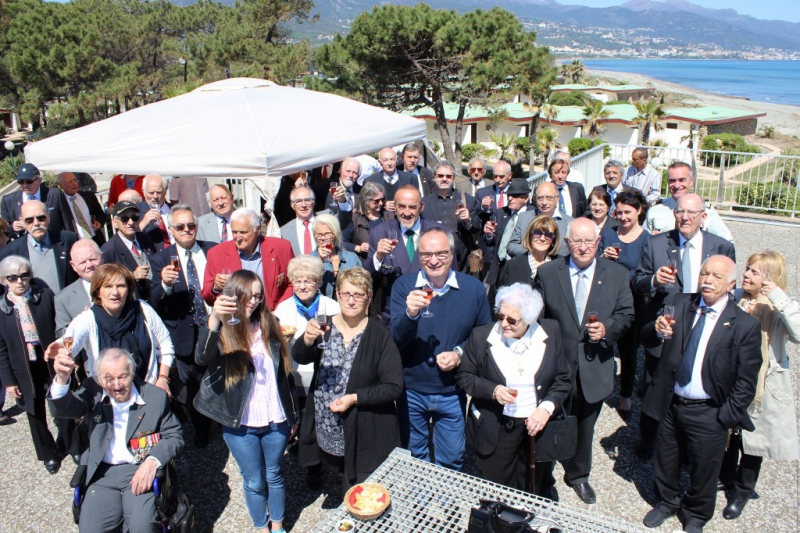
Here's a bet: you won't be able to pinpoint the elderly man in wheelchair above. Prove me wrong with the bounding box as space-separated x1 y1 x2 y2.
49 346 184 533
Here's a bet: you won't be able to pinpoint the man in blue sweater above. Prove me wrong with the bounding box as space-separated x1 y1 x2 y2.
390 227 492 470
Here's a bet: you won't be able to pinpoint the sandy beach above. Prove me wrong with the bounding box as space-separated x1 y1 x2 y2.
589 69 800 138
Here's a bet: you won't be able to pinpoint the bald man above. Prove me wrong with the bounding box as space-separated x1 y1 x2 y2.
137 174 172 249
360 147 416 215
57 172 107 245
641 255 761 533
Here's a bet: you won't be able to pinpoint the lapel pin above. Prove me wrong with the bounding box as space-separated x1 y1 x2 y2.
724 322 732 327
138 415 144 419
94 415 101 423
670 249 677 253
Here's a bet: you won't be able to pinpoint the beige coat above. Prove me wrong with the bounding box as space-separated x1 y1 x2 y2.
738 288 800 460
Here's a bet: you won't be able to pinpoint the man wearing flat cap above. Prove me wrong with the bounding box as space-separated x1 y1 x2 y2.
0 163 66 240
101 201 158 301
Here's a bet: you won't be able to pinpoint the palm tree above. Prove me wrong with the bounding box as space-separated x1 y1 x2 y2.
524 88 558 170
489 132 521 163
537 128 560 169
632 99 666 144
581 99 611 140
559 60 585 84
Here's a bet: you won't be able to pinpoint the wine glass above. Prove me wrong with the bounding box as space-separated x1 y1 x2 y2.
387 230 398 259
63 335 74 356
329 182 339 206
421 284 434 318
170 255 180 271
612 242 622 258
222 285 240 325
587 310 599 343
455 200 465 218
666 259 678 288
659 305 675 339
316 313 330 349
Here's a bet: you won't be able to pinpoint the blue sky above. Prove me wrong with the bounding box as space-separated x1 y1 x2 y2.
563 0 800 23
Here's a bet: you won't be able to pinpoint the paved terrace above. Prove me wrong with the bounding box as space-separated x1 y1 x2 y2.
1 219 798 533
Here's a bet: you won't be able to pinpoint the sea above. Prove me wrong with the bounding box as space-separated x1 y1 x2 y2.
582 59 800 107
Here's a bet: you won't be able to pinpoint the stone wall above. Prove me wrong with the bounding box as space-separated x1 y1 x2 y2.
706 118 758 136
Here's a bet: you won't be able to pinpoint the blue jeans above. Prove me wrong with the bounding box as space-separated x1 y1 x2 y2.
398 389 465 471
222 422 290 528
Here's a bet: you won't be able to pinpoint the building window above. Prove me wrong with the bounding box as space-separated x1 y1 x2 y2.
666 122 678 129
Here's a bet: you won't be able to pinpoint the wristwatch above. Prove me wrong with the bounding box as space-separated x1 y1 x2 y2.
453 346 464 365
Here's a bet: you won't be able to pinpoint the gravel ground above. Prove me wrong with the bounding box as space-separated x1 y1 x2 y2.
1 219 799 533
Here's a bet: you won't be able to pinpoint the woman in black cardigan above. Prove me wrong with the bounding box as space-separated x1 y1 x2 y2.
498 215 561 288
0 256 77 474
456 283 572 497
293 266 403 494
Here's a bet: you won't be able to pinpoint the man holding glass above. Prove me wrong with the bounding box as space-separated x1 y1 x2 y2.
389 227 491 470
137 174 172 249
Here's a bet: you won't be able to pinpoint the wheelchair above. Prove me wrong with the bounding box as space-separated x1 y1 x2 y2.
71 460 196 532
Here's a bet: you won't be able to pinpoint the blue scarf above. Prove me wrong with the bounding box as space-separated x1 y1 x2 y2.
293 293 320 321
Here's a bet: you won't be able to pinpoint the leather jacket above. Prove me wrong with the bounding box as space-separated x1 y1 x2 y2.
193 325 298 429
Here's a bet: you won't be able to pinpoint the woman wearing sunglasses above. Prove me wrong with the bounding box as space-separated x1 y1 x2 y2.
456 283 571 497
0 256 74 473
598 189 650 415
498 215 560 287
342 181 386 262
195 269 298 533
294 267 403 494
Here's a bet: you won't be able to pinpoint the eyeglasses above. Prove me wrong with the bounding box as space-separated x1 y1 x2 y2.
536 195 558 201
419 251 451 261
291 198 314 205
18 179 38 185
469 167 485 173
6 272 31 283
171 223 198 232
532 229 556 242
22 215 47 224
674 209 704 219
314 232 334 240
435 173 454 179
568 238 599 248
369 198 385 204
116 214 140 223
496 312 522 326
338 291 367 302
249 294 264 303
293 279 317 287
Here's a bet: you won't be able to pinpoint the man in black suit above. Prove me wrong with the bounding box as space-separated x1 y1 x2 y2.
632 193 736 457
640 255 761 533
479 178 531 286
534 217 634 504
400 142 436 197
0 163 65 240
0 200 78 293
366 185 442 325
150 204 215 447
57 172 107 246
549 158 588 219
360 147 416 218
475 160 513 213
594 159 636 212
101 201 158 301
507 181 572 259
137 174 171 249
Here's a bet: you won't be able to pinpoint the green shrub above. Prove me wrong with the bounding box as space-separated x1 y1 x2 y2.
605 100 629 105
550 90 588 107
735 183 800 215
514 137 531 163
568 138 611 158
460 143 484 162
701 133 761 166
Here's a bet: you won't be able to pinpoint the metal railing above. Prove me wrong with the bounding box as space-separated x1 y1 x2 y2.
609 144 800 217
527 143 608 191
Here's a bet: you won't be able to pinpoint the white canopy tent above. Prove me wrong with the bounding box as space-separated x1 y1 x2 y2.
24 78 426 205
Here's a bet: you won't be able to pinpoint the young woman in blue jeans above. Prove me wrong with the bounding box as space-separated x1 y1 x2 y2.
195 270 298 532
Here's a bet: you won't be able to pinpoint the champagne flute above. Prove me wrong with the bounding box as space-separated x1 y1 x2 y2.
665 259 677 288
387 230 398 259
659 305 675 339
63 335 74 356
316 312 330 349
587 310 599 343
421 284 434 318
170 255 180 271
329 182 339 206
222 285 240 325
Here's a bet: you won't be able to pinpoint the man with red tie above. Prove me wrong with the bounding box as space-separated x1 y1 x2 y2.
475 160 512 214
202 207 294 311
100 201 158 301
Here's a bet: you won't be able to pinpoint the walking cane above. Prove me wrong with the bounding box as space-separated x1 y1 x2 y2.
529 434 537 496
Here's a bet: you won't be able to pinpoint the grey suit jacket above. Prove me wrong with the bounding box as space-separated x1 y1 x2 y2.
196 212 221 244
280 218 304 257
55 279 90 337
49 379 184 486
507 210 572 259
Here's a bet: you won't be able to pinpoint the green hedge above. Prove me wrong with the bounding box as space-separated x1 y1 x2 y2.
735 183 800 215
461 143 484 161
550 91 588 107
568 138 611 158
701 133 760 166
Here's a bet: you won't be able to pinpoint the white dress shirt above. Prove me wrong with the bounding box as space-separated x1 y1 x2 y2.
66 194 94 239
673 297 729 400
162 243 210 313
568 257 597 294
553 181 573 219
295 216 317 254
216 215 233 242
373 217 421 270
679 231 704 293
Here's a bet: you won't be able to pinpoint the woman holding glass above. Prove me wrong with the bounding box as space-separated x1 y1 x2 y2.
586 187 618 232
718 251 800 520
312 213 362 299
456 283 571 496
195 269 298 533
342 182 386 262
293 267 403 494
498 215 560 287
598 190 649 414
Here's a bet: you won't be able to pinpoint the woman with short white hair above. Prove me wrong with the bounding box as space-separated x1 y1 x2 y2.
456 282 572 497
311 213 363 299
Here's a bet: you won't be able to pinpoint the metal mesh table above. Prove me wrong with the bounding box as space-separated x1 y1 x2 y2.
313 448 645 533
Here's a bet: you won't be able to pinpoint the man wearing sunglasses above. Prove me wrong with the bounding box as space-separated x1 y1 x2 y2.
458 157 489 197
150 204 215 447
534 217 634 504
0 200 79 294
101 201 158 301
0 163 66 240
475 161 513 213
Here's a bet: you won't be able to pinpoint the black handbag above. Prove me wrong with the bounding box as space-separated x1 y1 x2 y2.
468 499 535 533
533 411 577 462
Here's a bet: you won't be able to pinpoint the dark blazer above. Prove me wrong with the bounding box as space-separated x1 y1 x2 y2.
101 231 159 301
0 284 57 415
641 293 762 431
480 205 529 286
475 184 510 208
0 229 79 292
534 257 635 404
58 191 108 246
497 252 545 288
559 181 588 219
410 166 435 196
1 184 65 239
456 320 572 456
150 242 214 356
361 171 416 205
48 379 184 486
365 218 444 324
136 201 169 248
293 318 403 481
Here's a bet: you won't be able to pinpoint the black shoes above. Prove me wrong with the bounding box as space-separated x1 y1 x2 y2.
569 482 596 504
723 497 749 520
643 507 676 528
636 439 653 460
44 458 62 475
71 454 81 465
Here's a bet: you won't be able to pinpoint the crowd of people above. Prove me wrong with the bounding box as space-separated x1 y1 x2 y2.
0 144 796 533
